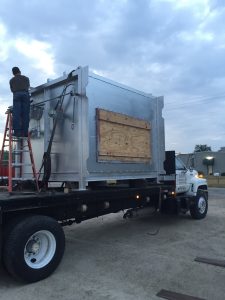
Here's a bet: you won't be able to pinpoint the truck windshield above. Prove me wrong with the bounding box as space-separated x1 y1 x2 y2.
176 157 187 170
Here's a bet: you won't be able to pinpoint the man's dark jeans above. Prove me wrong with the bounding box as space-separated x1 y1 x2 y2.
13 91 30 137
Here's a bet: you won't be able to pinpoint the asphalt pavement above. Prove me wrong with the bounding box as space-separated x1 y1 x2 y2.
0 188 225 300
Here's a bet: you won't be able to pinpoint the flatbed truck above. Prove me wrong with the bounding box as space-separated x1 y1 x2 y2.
0 67 208 282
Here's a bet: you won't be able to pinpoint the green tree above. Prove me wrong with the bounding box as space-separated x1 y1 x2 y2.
194 144 212 152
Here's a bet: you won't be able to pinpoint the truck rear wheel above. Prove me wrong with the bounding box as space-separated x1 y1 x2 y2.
190 190 208 219
3 215 65 283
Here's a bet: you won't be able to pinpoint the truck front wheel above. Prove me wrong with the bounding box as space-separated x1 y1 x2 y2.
3 215 65 283
190 191 208 219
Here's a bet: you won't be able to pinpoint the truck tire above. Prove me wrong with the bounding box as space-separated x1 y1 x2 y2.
190 190 208 219
3 215 65 283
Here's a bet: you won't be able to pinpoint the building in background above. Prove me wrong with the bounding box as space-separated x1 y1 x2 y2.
177 147 225 176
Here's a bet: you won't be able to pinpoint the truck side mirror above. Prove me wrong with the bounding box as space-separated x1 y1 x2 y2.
164 151 176 175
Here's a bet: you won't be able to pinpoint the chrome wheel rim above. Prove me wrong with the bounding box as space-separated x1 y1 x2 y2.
24 230 56 269
198 196 206 214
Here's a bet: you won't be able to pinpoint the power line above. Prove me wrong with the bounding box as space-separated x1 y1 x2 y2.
166 93 225 105
165 94 225 111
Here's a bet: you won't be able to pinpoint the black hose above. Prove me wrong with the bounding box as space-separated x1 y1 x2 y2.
39 82 74 186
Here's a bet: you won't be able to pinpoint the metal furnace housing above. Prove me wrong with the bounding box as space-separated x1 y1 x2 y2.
27 66 165 189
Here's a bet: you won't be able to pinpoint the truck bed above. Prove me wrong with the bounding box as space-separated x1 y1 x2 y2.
0 186 161 225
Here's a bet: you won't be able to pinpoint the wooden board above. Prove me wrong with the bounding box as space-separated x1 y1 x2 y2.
98 109 151 130
195 256 225 268
156 289 205 300
97 109 151 163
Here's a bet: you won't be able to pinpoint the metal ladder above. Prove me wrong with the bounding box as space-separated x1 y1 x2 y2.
0 108 40 193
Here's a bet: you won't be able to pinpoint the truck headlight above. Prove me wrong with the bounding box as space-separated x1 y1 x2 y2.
195 174 204 179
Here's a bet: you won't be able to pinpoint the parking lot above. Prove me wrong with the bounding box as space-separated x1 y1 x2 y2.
0 187 225 300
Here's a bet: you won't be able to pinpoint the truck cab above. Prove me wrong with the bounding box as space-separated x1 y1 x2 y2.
176 157 207 196
175 156 208 219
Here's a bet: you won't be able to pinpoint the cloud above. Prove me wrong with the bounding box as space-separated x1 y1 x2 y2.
0 23 10 62
0 0 225 153
15 38 55 76
0 0 105 38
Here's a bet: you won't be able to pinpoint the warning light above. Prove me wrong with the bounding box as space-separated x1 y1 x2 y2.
136 194 140 200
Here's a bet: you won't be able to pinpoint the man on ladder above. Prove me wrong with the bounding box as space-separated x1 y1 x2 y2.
0 66 40 192
9 67 30 137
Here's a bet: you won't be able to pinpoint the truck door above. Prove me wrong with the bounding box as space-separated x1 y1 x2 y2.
176 157 189 193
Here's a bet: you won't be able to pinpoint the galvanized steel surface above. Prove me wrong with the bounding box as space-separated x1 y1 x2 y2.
26 66 165 189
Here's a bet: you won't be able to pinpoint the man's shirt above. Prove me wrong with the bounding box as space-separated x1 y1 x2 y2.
9 74 30 93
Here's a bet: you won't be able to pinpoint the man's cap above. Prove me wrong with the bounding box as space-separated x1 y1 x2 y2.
12 67 21 75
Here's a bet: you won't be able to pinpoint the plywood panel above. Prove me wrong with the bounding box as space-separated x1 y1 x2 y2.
98 109 151 130
97 109 151 163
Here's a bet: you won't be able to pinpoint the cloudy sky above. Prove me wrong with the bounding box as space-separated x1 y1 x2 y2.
0 0 225 153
